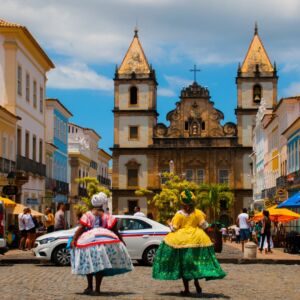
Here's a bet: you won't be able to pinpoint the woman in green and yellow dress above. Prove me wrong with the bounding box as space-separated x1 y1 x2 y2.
153 189 226 296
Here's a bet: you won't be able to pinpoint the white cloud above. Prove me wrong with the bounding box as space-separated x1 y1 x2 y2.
158 88 175 97
1 0 300 68
283 82 300 97
47 62 113 91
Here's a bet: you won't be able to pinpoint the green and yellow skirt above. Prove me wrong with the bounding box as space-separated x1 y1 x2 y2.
152 242 226 281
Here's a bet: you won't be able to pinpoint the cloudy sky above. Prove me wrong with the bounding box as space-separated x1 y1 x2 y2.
1 0 300 152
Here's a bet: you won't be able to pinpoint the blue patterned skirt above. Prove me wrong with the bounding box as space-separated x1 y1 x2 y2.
71 228 133 276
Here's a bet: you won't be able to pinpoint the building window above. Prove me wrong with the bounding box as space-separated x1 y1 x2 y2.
129 126 139 140
201 121 206 130
17 65 22 96
40 87 44 113
219 169 229 184
17 128 22 156
39 139 43 163
197 169 205 184
26 73 30 102
2 136 7 159
25 131 30 158
185 169 193 181
129 86 138 105
185 121 189 131
127 169 138 187
33 80 37 108
32 136 36 161
253 84 262 103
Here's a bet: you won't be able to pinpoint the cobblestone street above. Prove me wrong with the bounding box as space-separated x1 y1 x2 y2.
0 263 299 300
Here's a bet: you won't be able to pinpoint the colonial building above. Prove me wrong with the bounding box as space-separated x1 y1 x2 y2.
45 99 73 209
252 97 300 209
111 27 275 221
68 123 101 224
97 148 112 189
0 106 20 191
0 19 54 208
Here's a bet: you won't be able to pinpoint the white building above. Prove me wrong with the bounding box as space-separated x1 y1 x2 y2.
0 19 54 207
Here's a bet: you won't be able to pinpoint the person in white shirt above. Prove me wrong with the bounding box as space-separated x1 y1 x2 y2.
23 208 36 250
18 209 27 250
133 206 146 218
236 208 250 252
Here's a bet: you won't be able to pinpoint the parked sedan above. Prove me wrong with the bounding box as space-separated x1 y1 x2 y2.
33 215 170 266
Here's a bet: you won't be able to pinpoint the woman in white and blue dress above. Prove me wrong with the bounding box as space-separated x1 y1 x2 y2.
70 192 133 295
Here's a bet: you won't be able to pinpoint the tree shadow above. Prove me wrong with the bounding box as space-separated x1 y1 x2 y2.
159 292 230 299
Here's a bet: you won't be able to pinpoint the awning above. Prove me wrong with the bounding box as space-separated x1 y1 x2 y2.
11 203 44 217
277 191 300 208
252 205 300 223
0 197 16 207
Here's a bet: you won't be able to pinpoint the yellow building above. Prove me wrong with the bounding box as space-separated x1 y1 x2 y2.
0 105 20 189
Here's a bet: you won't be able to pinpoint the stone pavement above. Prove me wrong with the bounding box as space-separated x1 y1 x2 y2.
0 263 299 300
224 242 300 261
1 243 300 265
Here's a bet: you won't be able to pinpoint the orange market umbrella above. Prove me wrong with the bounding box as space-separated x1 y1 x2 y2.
0 197 16 207
252 205 300 223
11 203 44 217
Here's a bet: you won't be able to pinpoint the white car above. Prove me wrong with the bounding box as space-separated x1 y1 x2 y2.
33 215 170 266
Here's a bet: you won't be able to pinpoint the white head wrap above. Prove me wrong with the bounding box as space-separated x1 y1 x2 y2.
91 192 108 209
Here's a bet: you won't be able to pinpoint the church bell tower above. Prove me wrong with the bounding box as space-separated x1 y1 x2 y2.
111 29 157 214
236 24 278 146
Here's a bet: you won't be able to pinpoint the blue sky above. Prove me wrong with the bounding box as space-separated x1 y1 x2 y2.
1 0 300 153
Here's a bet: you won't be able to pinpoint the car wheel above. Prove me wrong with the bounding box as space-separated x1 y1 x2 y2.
52 245 70 266
142 245 158 266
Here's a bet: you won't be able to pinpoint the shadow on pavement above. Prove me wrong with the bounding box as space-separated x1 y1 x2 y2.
75 291 135 297
159 292 230 299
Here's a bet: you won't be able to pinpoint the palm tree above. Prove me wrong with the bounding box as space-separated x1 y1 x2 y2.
197 183 235 223
197 183 235 253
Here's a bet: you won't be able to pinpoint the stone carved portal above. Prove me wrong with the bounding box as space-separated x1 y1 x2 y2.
153 82 237 138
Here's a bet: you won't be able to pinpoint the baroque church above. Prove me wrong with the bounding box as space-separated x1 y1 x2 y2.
111 26 277 223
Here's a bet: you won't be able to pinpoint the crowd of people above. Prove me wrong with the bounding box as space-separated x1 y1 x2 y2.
17 202 67 251
220 208 274 254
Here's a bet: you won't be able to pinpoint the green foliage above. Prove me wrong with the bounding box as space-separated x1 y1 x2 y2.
74 177 111 213
197 183 235 222
136 173 235 224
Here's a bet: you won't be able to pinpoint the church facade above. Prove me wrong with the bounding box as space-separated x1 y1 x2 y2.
111 26 277 223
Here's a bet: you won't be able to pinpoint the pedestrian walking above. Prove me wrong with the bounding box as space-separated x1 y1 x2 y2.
236 208 250 252
18 208 27 250
152 189 226 296
44 208 55 233
54 203 66 231
70 192 133 296
234 226 240 243
23 208 36 250
133 206 146 217
220 227 228 243
259 210 272 254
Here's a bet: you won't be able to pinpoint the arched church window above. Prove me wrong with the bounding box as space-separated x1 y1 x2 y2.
253 84 262 103
185 121 189 131
201 121 206 130
129 86 138 105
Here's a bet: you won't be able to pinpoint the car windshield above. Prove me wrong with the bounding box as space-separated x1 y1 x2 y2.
117 218 152 231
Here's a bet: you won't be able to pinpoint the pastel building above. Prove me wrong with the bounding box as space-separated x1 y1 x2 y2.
252 97 300 210
0 19 54 207
45 99 73 206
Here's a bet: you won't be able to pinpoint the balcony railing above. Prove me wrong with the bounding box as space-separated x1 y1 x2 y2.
97 175 111 186
0 157 15 173
16 155 46 177
46 177 69 195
